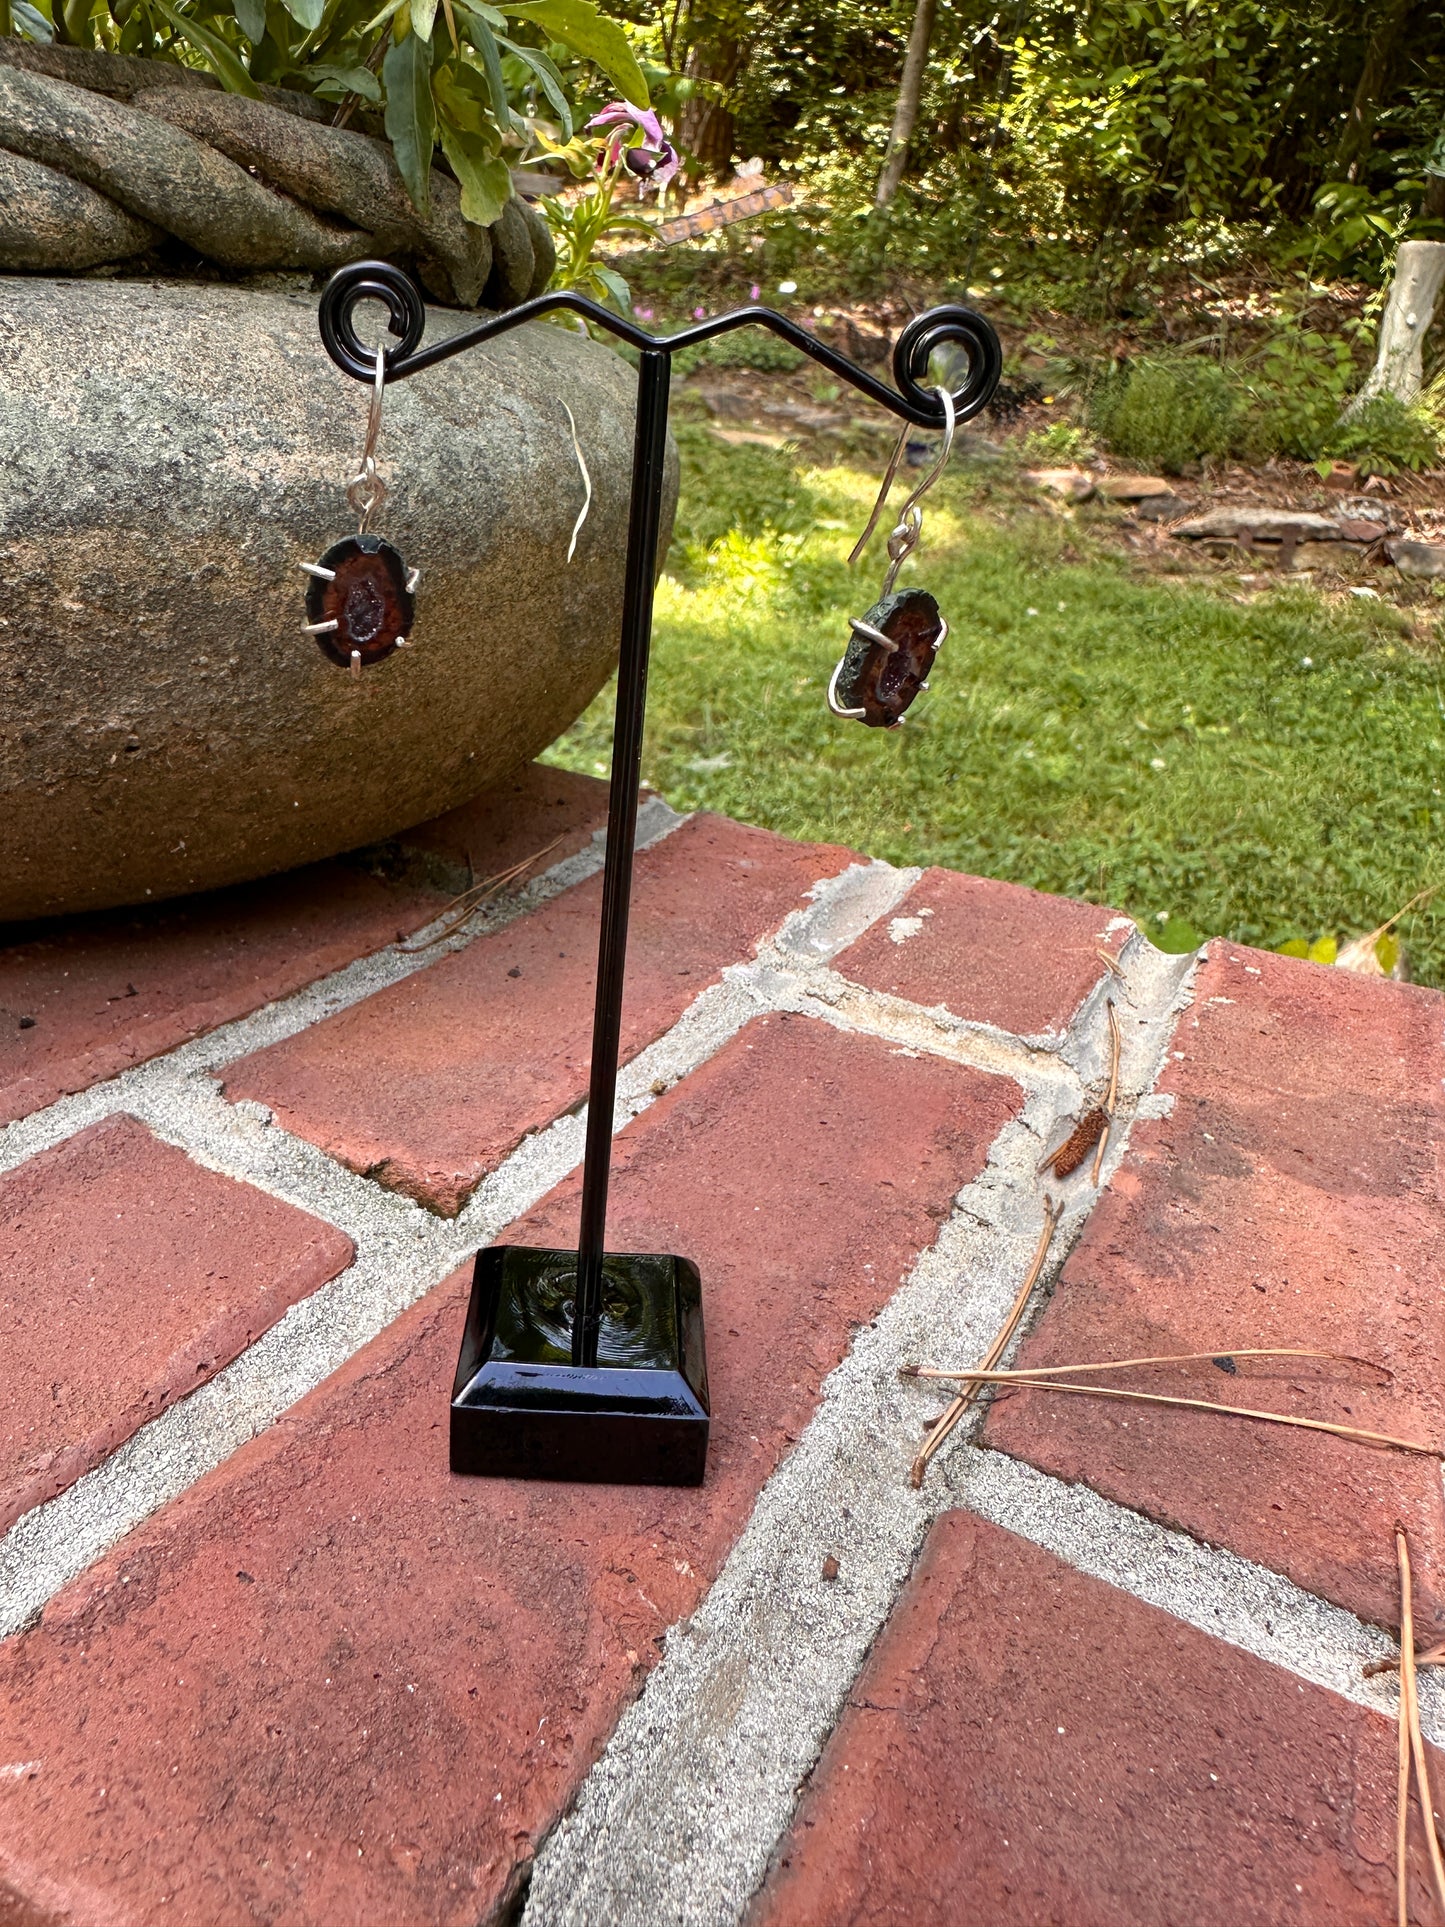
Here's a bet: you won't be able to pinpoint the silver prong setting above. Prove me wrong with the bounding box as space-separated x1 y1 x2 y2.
303 618 339 635
350 649 362 679
827 655 868 721
405 567 420 593
300 561 336 581
849 615 898 654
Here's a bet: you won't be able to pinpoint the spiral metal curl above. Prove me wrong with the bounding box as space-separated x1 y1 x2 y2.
318 259 427 384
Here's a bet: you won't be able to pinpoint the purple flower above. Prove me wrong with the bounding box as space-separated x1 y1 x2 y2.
693 306 706 319
634 305 654 320
587 101 680 194
749 282 761 301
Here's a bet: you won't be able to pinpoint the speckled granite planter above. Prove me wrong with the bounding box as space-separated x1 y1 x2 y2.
0 277 670 920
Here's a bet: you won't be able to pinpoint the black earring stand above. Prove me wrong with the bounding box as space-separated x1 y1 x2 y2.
318 261 1001 1487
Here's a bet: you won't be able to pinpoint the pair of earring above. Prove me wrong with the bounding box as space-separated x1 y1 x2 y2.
301 359 594 677
828 386 956 730
301 345 419 679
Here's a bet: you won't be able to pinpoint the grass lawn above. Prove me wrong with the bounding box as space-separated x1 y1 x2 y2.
545 425 1445 986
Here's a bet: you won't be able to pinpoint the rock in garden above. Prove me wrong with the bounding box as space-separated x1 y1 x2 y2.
1171 506 1340 542
1385 537 1445 577
1023 467 1094 501
1290 541 1359 574
1336 517 1388 544
0 278 673 920
1097 474 1172 500
1133 494 1189 522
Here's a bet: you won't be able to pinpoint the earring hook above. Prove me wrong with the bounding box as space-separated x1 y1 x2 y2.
848 387 956 591
346 342 388 533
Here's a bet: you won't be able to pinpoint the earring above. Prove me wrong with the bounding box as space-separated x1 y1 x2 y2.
828 386 955 729
301 343 419 680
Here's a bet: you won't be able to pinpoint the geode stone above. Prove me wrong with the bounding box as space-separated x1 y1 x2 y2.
305 533 415 669
833 587 944 727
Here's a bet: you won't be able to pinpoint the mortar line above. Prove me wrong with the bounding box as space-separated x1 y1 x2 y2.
523 931 1198 1927
0 861 918 1641
0 794 687 1182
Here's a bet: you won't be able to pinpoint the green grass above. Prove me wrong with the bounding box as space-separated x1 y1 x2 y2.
545 426 1445 983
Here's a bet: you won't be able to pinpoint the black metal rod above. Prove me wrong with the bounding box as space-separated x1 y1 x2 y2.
318 271 1002 432
572 347 672 1366
317 263 1002 1375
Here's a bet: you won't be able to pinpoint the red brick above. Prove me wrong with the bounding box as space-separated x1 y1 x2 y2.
986 942 1445 1633
0 1113 353 1535
0 1015 1020 1927
833 869 1125 1040
0 764 607 1128
372 762 609 896
224 815 858 1216
752 1511 1433 1927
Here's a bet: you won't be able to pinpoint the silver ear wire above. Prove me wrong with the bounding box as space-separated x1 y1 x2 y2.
345 343 388 533
848 387 956 590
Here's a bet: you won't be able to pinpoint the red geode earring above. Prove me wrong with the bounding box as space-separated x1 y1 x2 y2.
829 385 955 730
301 344 418 679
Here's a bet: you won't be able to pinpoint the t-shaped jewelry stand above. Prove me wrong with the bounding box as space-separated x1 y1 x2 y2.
318 261 1001 1486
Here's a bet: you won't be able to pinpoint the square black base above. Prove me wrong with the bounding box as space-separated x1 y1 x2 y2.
450 1245 710 1485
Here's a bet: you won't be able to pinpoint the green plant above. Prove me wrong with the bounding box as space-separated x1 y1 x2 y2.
16 0 650 231
1328 395 1441 477
1086 356 1241 473
537 102 678 310
1022 421 1094 463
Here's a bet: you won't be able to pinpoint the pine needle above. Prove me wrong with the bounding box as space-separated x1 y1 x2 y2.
905 1345 1385 1384
400 835 565 952
1397 1527 1445 1921
1092 1000 1122 1185
908 1196 1060 1489
1096 944 1126 981
904 1366 1437 1457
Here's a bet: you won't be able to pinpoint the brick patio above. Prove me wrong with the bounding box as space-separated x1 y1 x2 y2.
0 762 1440 1927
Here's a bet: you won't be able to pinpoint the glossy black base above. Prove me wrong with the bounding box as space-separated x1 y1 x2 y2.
450 1245 710 1485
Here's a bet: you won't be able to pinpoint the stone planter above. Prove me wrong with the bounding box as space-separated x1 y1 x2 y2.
0 277 673 921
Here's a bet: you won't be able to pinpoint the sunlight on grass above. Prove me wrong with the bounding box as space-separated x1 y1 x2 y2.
545 425 1445 984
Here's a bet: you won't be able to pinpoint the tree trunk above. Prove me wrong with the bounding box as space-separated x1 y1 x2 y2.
1352 238 1445 406
875 0 938 209
1334 0 1418 182
677 27 744 184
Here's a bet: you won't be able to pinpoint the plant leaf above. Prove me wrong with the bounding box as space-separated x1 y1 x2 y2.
435 59 498 134
501 0 646 106
594 262 632 313
359 0 406 33
151 0 261 94
11 0 53 36
1307 934 1338 965
383 30 437 215
461 13 510 122
499 35 571 138
1376 930 1401 974
232 0 266 43
308 60 383 99
278 0 326 28
437 117 510 224
410 0 438 38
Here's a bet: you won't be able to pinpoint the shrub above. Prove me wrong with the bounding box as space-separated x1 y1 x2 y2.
1086 357 1243 472
1083 336 1441 476
1327 395 1440 476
